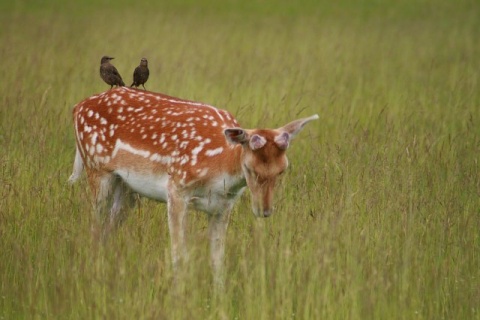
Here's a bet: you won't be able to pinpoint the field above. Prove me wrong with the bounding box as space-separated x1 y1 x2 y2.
1 0 479 319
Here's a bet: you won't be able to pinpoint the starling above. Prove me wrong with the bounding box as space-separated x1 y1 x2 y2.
130 58 149 90
100 56 125 89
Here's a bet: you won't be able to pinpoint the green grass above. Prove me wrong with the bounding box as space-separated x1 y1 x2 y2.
1 0 479 319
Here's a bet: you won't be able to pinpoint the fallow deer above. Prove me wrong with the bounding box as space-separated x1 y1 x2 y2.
69 87 318 286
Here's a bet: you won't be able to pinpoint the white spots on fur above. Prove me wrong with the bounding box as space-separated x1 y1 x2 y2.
118 107 123 113
96 143 104 153
151 133 157 140
88 145 95 156
192 145 203 156
112 93 123 105
179 155 190 166
205 147 223 157
190 144 204 166
87 110 93 117
91 132 98 145
150 153 173 164
196 168 209 177
100 117 107 125
112 139 150 159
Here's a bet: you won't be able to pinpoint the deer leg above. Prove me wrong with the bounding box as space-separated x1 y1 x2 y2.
167 180 188 270
208 209 232 290
104 178 130 235
87 171 116 241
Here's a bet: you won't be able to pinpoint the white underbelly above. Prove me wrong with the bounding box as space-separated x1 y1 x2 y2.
115 169 168 202
114 170 247 214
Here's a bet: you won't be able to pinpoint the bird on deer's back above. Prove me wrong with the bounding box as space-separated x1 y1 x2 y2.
100 56 125 89
131 57 149 90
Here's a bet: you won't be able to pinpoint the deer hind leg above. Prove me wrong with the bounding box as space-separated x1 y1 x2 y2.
87 170 125 241
167 179 188 270
105 178 135 235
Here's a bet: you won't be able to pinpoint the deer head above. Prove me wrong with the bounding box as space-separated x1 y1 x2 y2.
224 115 318 217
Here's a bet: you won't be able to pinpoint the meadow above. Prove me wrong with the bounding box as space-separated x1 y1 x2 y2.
1 0 479 319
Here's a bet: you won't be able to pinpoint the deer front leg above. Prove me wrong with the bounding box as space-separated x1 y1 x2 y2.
208 209 232 290
167 180 188 270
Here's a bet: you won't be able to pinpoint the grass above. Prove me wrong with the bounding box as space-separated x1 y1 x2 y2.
1 0 479 319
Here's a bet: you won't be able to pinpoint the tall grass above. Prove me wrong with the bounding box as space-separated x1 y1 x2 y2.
1 0 479 319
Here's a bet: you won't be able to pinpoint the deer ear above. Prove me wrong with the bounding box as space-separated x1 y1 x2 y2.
224 128 248 145
274 132 290 150
277 114 319 139
249 134 267 150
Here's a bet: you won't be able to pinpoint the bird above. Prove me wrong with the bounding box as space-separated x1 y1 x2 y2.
130 58 150 90
99 56 125 89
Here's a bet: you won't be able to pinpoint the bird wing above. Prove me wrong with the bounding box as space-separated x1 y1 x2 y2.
133 66 141 78
111 66 122 78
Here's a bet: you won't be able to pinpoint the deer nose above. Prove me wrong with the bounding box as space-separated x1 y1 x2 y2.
263 209 273 218
252 206 272 218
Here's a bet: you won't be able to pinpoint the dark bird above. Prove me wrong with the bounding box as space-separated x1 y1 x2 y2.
100 56 125 89
130 58 150 90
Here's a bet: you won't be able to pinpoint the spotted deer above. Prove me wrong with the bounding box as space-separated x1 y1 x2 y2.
69 87 318 286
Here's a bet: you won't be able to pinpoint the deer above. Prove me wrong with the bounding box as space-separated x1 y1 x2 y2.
68 86 318 287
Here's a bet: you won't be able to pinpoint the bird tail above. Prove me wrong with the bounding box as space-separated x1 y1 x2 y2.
120 80 125 86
